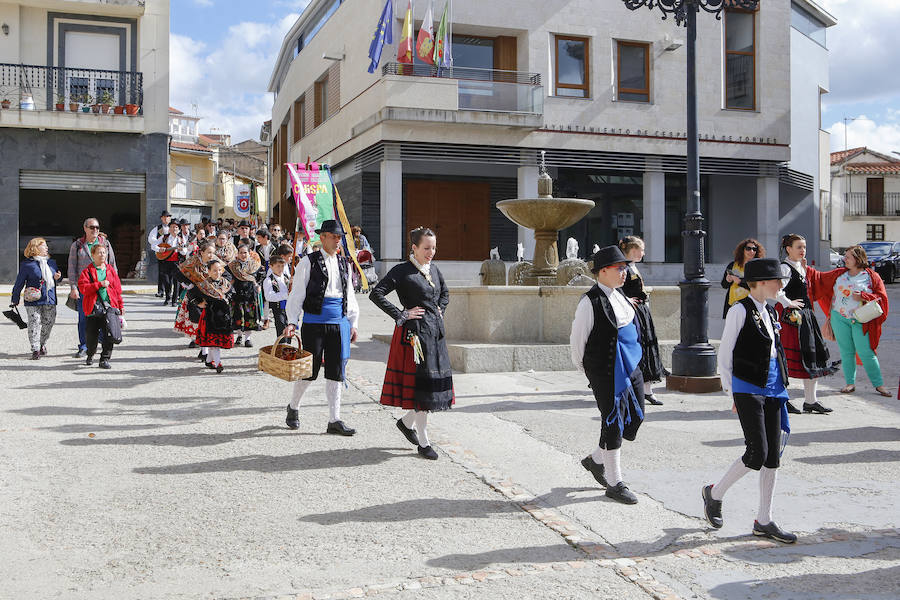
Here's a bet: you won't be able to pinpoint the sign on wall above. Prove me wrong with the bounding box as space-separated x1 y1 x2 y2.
234 184 251 218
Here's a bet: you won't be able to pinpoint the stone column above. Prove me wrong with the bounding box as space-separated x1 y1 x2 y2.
642 171 666 262
517 166 538 259
757 177 779 256
380 160 403 261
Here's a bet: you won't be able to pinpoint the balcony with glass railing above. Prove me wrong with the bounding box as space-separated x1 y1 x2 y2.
0 63 144 132
845 192 900 218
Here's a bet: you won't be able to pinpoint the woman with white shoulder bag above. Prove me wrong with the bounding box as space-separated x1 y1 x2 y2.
10 238 61 359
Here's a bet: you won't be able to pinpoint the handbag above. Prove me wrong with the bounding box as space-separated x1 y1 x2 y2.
854 299 883 324
87 268 109 317
23 281 43 302
104 306 123 345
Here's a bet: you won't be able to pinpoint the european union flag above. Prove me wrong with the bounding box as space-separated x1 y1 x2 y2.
367 0 394 74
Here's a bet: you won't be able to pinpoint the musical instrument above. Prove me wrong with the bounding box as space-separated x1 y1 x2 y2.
155 242 177 261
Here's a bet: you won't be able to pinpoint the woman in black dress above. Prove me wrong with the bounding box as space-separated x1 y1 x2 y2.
619 237 664 405
371 227 454 460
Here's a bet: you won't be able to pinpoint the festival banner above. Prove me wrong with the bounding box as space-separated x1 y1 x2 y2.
234 183 251 218
285 162 335 245
416 1 435 64
397 1 414 64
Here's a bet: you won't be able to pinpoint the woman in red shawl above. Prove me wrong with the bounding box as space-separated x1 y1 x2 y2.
806 245 890 397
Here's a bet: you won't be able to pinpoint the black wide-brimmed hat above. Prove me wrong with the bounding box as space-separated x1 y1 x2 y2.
590 245 630 273
237 219 250 228
160 210 172 217
315 219 345 236
178 218 190 226
743 258 790 282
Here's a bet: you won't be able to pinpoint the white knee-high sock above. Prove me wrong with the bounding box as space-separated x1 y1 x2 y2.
757 467 778 525
602 448 623 487
711 458 752 501
290 380 311 410
325 379 341 422
244 330 252 340
201 346 209 356
401 409 416 428
209 347 221 365
414 411 430 447
803 379 817 405
591 446 604 464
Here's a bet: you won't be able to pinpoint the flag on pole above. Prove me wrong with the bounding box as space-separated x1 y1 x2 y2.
285 162 336 244
397 1 414 64
433 1 451 68
367 0 394 74
416 0 435 65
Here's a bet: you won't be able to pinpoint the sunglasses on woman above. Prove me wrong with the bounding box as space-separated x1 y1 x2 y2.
745 246 759 252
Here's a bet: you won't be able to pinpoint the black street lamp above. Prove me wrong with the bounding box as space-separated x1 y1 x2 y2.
621 0 759 387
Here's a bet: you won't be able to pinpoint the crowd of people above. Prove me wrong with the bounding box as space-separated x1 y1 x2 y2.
6 214 894 543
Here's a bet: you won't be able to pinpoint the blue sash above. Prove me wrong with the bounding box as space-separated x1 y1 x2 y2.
732 357 791 453
606 322 645 435
304 297 351 377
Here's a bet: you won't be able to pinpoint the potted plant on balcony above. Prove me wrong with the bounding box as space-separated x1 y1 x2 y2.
99 90 113 114
81 94 93 113
69 96 79 112
125 102 139 116
56 95 66 111
0 98 10 110
113 103 125 115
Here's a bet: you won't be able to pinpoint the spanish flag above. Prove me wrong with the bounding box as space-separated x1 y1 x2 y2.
416 1 435 65
397 1 414 64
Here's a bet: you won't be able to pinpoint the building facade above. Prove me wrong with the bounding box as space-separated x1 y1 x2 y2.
828 147 900 248
168 106 216 224
0 0 169 281
267 0 835 282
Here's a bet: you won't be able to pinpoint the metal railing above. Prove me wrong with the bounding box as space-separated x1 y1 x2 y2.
845 192 900 217
0 63 143 111
381 62 543 114
171 182 215 203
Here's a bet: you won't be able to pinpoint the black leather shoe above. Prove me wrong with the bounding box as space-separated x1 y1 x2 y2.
99 359 111 369
74 349 87 359
85 356 93 366
580 455 608 487
155 292 164 298
786 402 802 415
244 339 253 348
197 350 206 360
189 341 197 349
803 402 832 414
702 484 723 529
753 520 797 544
645 394 664 406
162 299 170 306
396 419 419 446
216 364 224 374
30 351 40 360
235 336 243 345
205 361 215 370
417 445 438 460
326 420 356 436
285 405 300 430
605 482 638 505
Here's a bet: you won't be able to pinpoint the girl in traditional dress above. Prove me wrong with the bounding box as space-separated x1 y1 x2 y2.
371 227 454 461
227 242 264 347
214 230 237 264
187 258 233 374
175 239 216 357
721 239 766 318
775 234 841 414
619 236 665 406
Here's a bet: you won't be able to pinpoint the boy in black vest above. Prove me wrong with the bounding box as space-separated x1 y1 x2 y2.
703 258 796 543
570 245 645 505
263 255 290 337
284 220 360 436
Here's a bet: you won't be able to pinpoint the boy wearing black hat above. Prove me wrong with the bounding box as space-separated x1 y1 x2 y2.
570 245 645 505
702 257 796 544
283 220 359 436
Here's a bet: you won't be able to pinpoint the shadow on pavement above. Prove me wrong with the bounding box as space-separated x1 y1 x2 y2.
720 531 900 564
451 398 593 413
60 425 296 448
707 565 900 600
299 497 523 525
792 449 900 465
702 426 900 448
134 447 413 475
426 543 581 570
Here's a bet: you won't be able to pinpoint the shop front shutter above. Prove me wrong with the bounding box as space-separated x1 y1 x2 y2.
19 170 146 194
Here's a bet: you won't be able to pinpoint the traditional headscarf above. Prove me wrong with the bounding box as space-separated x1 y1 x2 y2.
195 272 233 300
179 254 209 285
228 251 262 282
215 242 237 263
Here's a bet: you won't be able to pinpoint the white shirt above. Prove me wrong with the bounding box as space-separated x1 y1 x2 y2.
775 259 804 308
718 295 776 393
263 272 290 303
569 283 635 372
285 251 360 329
147 222 168 252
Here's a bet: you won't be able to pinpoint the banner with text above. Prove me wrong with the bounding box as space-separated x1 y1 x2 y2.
285 162 335 245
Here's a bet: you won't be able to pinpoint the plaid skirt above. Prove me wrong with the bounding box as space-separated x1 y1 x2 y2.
380 326 454 412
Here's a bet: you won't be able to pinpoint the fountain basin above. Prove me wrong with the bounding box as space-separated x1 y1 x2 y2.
496 198 595 231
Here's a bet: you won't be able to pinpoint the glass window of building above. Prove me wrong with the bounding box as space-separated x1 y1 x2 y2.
617 41 650 102
555 35 590 98
791 2 827 47
315 76 328 127
725 10 756 110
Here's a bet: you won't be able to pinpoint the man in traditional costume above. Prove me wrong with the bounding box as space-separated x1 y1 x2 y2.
570 245 645 505
284 220 359 436
148 210 171 298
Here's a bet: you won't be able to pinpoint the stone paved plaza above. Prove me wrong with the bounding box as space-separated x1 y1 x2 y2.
1 287 898 600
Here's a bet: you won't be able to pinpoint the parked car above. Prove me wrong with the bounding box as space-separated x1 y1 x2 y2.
859 241 900 284
829 248 843 268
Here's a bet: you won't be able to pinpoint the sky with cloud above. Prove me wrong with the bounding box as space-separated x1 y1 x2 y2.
170 0 900 153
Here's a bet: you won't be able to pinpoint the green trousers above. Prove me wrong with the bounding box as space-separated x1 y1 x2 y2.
830 310 884 387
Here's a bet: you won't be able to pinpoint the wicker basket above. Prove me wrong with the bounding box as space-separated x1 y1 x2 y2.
258 333 312 382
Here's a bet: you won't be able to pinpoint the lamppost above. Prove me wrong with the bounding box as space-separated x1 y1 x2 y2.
621 0 759 387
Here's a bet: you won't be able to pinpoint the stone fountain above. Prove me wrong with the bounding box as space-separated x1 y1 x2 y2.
496 156 594 285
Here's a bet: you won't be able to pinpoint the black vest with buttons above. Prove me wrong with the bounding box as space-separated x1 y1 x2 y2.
302 250 348 316
781 262 810 305
582 285 621 375
732 297 789 389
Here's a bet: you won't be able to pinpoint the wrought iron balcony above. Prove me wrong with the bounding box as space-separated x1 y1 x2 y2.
845 192 900 217
0 63 143 112
381 63 543 114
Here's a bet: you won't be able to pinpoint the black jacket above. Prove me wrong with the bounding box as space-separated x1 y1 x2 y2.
581 285 643 402
187 287 233 334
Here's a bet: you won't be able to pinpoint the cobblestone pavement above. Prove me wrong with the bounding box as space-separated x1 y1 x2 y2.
1 284 898 599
